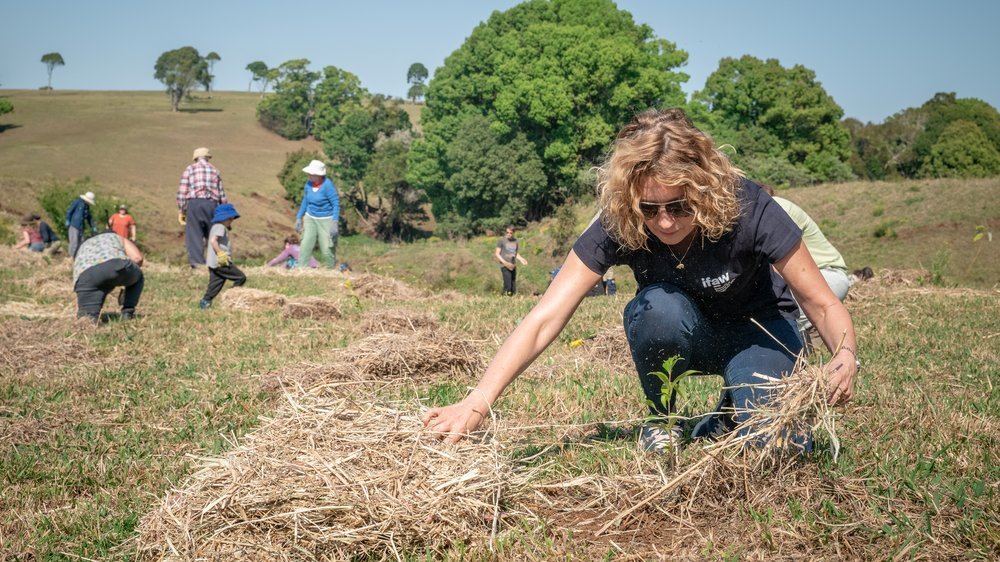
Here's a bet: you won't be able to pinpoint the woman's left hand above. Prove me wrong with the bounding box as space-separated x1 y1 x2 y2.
825 349 857 405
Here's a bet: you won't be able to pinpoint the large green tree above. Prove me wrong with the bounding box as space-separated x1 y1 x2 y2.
154 47 208 112
256 59 318 139
0 99 13 116
245 61 270 93
920 119 1000 178
694 55 853 185
362 132 428 241
40 52 65 90
913 93 1000 177
409 0 688 230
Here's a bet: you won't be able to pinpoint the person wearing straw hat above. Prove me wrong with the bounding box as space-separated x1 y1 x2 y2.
423 108 859 453
73 230 144 323
293 159 339 269
199 203 246 309
65 191 96 258
108 203 137 241
178 147 228 268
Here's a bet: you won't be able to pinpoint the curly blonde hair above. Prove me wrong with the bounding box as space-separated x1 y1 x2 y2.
597 108 744 251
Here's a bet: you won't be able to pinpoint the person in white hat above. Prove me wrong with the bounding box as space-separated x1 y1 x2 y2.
177 147 228 267
65 191 96 258
293 159 340 269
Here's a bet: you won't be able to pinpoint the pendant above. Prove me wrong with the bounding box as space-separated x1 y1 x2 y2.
675 263 685 270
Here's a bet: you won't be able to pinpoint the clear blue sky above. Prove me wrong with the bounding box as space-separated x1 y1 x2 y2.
1 0 997 124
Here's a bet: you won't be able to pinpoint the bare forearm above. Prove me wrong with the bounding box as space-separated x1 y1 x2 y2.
474 311 568 405
809 301 857 355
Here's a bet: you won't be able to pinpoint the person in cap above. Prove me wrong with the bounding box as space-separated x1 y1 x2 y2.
65 191 96 258
178 147 228 268
14 215 45 252
293 159 340 269
108 204 137 241
199 203 246 309
73 230 144 323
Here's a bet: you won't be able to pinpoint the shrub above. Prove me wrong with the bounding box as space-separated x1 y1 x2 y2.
277 149 324 207
37 177 121 239
872 220 898 239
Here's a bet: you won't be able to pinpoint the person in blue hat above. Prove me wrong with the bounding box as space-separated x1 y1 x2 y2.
199 203 246 309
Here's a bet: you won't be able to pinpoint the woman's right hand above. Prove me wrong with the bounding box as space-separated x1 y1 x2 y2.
422 396 489 444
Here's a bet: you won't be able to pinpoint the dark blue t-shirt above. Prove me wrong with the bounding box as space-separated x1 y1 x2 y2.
572 179 802 322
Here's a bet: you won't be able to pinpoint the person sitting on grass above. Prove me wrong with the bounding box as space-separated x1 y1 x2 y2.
423 108 860 453
199 203 246 309
267 234 319 269
73 230 144 323
14 215 45 252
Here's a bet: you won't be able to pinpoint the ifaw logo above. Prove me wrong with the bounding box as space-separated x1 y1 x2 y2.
701 272 736 292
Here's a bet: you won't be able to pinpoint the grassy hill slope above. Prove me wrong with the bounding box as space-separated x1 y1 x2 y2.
0 90 321 262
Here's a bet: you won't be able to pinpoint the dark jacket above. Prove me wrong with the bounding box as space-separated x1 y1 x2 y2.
65 198 94 231
39 221 60 243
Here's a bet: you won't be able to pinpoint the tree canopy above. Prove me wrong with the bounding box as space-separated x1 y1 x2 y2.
204 51 221 95
0 99 12 116
245 61 270 93
40 52 65 90
154 47 208 112
256 59 318 139
406 63 429 103
408 0 689 234
693 55 853 185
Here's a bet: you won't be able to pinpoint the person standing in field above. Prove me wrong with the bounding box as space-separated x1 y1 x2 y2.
108 204 137 241
495 225 529 295
424 108 859 453
65 191 96 258
293 160 339 269
760 185 852 340
73 231 144 323
178 147 228 268
199 203 246 309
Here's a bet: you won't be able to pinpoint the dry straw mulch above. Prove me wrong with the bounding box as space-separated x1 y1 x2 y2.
0 318 95 379
282 296 343 320
336 329 484 382
358 308 438 334
219 287 288 311
576 324 633 373
347 273 429 302
135 395 521 560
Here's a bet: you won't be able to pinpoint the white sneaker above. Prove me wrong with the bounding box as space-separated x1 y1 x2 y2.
639 423 683 454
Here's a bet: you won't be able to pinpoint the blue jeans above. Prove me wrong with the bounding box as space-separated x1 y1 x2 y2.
624 283 803 441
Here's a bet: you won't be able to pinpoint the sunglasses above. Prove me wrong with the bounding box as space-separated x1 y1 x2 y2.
638 199 693 220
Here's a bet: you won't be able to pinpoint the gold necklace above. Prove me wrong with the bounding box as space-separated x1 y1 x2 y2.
666 234 695 270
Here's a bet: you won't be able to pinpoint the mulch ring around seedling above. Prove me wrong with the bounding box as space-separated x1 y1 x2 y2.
336 328 485 381
133 395 525 560
218 287 288 311
281 296 343 320
346 273 430 302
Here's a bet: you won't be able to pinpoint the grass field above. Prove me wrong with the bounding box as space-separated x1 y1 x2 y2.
0 90 997 559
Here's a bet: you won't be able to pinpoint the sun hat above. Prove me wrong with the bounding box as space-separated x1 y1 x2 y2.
302 160 327 176
118 204 128 210
81 192 96 205
211 203 240 223
192 147 212 161
21 214 36 225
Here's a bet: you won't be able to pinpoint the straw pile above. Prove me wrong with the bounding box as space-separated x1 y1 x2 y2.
135 395 519 560
282 296 343 320
337 329 484 381
219 287 288 311
347 273 429 301
358 308 438 334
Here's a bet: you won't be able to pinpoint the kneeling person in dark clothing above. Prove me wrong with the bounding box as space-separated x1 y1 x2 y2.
199 203 246 309
73 231 144 322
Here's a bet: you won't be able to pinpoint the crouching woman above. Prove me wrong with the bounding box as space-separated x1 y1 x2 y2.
73 231 144 322
423 108 859 451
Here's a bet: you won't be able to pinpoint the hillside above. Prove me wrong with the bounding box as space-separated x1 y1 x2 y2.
0 90 321 262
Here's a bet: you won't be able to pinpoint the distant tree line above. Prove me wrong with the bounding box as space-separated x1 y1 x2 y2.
153 46 220 111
